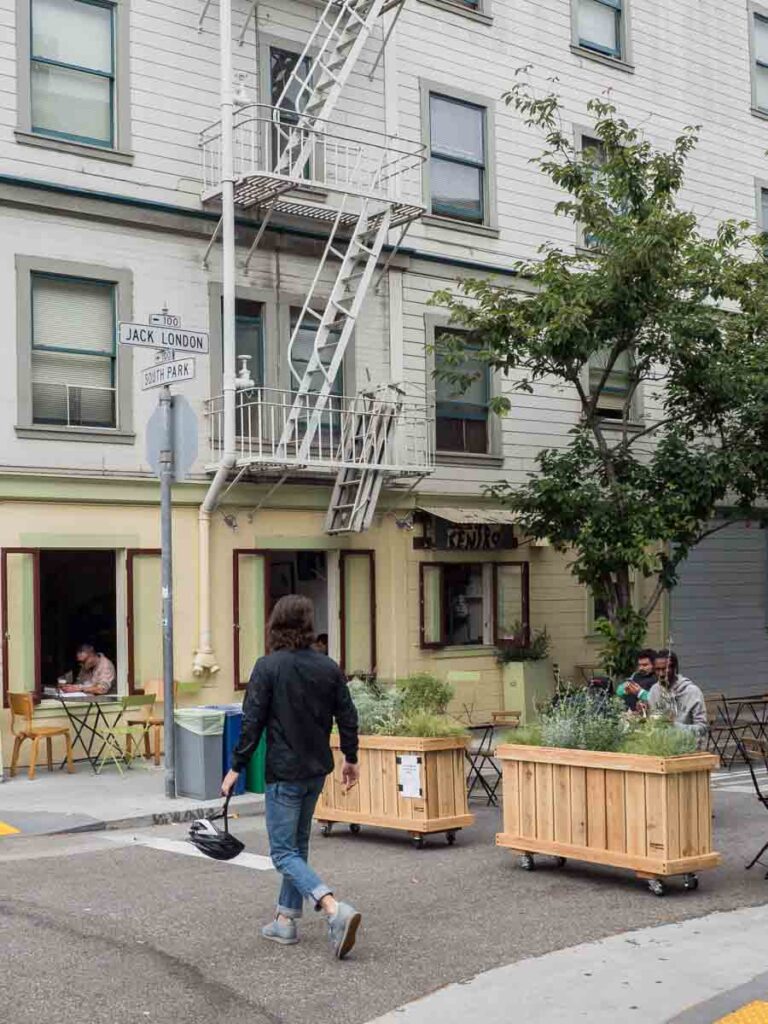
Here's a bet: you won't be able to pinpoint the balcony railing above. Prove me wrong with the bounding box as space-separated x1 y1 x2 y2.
200 105 425 218
206 385 434 475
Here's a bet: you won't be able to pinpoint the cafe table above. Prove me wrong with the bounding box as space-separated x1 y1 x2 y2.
44 689 125 773
721 694 768 767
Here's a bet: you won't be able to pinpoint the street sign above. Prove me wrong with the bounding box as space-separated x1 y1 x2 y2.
119 322 209 354
141 358 196 391
146 394 198 482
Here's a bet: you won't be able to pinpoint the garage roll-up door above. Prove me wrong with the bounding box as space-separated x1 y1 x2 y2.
670 521 768 697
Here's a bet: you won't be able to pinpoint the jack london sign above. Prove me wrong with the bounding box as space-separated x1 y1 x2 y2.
119 322 209 354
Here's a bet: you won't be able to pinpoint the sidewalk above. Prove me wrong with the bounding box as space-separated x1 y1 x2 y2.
367 904 768 1024
0 763 264 836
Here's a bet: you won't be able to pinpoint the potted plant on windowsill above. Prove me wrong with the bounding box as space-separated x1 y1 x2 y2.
495 622 553 725
495 691 720 895
316 674 474 848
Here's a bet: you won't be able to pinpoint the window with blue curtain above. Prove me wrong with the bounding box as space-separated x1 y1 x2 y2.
30 0 115 147
754 15 768 112
576 0 623 59
435 329 490 454
429 94 486 224
31 272 117 428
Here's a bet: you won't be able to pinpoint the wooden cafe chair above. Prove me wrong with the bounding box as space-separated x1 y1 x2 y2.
126 679 203 766
9 692 74 780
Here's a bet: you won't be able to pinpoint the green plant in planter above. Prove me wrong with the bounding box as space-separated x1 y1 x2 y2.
347 675 465 738
538 689 628 752
396 673 454 716
621 720 697 757
495 623 551 663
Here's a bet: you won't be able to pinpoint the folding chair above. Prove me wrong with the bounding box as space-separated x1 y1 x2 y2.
736 736 768 878
125 680 203 766
704 694 731 762
95 695 156 775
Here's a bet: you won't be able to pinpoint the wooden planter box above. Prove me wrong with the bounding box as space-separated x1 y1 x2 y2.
496 744 720 893
315 734 474 847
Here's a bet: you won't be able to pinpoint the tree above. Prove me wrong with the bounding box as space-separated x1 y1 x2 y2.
433 80 768 677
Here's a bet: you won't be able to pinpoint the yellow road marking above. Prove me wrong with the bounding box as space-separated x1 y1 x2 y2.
0 821 20 836
715 1002 768 1023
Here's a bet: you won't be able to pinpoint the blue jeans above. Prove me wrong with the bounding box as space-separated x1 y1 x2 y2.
265 775 332 919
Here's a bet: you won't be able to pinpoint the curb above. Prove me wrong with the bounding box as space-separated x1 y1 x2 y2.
103 795 266 832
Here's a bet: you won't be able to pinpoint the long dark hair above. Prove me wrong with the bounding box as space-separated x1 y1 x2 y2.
267 594 315 652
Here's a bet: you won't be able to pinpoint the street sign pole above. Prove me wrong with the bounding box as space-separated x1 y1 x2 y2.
159 385 176 799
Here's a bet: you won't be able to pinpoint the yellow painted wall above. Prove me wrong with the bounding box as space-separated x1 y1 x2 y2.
0 491 654 769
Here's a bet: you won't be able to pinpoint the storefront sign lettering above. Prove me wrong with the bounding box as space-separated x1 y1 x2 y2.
439 523 517 551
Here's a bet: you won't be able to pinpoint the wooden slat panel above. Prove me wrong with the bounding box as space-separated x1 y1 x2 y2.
496 745 718 774
520 761 537 839
368 748 384 817
570 766 587 847
553 763 571 844
645 774 666 859
586 768 607 849
424 749 440 820
697 770 713 853
452 749 468 816
535 763 554 841
605 771 626 853
665 774 681 859
679 771 699 858
436 749 455 819
503 760 521 837
624 772 647 857
382 751 398 819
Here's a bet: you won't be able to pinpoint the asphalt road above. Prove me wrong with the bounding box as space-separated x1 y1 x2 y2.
1 787 767 1024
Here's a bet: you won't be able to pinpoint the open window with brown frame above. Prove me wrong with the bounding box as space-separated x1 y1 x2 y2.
2 547 118 706
419 560 529 649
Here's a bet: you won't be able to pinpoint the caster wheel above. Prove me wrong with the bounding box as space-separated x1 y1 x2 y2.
554 856 567 868
319 822 333 837
519 853 536 871
683 873 699 891
446 831 457 846
411 834 425 849
648 879 666 897
349 823 361 835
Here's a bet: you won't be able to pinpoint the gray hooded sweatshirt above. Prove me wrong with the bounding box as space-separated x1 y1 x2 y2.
647 675 708 750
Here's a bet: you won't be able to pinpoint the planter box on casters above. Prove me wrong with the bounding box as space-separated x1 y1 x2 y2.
315 734 475 848
495 744 720 895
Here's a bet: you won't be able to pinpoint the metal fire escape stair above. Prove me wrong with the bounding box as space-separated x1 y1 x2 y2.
325 390 401 533
277 200 393 465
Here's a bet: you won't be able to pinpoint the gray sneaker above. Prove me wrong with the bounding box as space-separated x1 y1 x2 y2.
262 918 298 946
326 902 362 960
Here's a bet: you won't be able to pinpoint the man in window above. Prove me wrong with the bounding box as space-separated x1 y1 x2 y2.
59 642 115 695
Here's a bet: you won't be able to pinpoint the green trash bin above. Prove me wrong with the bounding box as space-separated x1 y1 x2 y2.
245 734 266 794
174 708 225 800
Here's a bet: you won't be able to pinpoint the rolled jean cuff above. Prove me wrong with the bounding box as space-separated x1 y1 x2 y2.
276 904 303 920
310 884 333 909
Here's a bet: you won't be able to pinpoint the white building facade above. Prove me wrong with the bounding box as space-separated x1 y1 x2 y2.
0 0 766 746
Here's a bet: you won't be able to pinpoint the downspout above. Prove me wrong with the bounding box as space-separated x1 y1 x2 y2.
193 0 237 677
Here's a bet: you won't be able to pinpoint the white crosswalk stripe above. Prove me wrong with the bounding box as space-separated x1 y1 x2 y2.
102 831 275 871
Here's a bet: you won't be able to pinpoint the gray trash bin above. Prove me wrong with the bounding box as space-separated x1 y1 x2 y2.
174 708 225 800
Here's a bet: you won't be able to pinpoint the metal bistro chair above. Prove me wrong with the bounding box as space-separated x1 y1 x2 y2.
736 736 768 879
95 694 157 775
125 679 203 766
704 693 732 763
9 692 74 780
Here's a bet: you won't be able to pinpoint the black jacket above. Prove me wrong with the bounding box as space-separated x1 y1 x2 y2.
230 648 359 783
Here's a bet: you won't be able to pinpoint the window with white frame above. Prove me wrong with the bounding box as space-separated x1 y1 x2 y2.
588 347 633 421
574 0 624 60
31 273 117 428
429 93 487 224
30 0 116 147
269 46 312 176
434 328 491 454
753 13 768 114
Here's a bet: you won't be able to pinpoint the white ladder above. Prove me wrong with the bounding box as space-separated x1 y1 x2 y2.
276 200 393 462
274 0 398 129
325 391 401 533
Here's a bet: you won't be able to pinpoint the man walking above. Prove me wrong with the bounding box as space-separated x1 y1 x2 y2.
221 594 362 959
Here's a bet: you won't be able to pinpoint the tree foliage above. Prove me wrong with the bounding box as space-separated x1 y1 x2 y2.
432 79 768 675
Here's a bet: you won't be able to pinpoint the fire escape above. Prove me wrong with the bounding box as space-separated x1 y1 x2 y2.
199 0 433 534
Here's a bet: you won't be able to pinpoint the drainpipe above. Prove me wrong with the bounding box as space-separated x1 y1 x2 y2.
193 0 237 678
